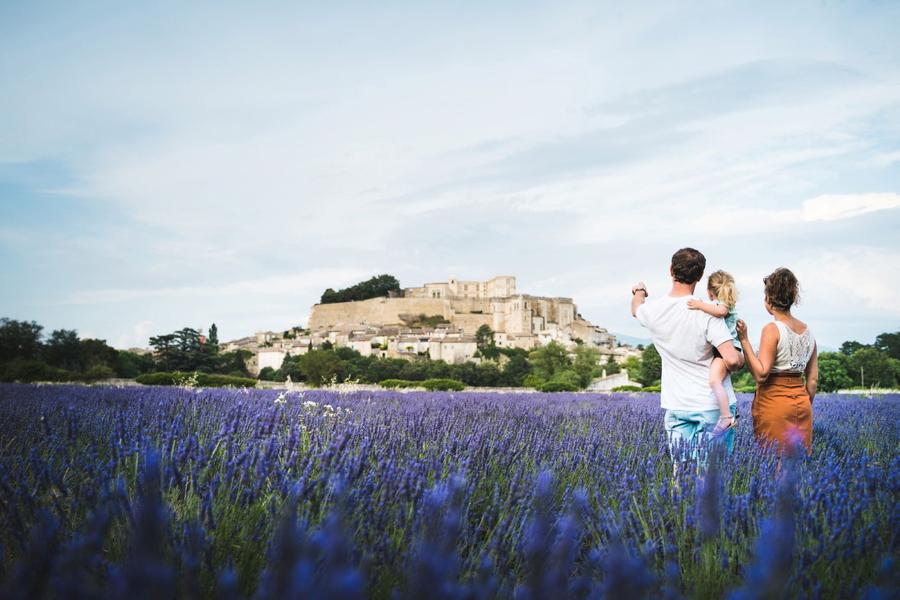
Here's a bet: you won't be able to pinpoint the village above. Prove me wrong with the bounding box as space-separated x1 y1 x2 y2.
220 275 642 389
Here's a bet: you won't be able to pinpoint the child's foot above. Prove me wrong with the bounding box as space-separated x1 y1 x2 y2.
713 415 737 436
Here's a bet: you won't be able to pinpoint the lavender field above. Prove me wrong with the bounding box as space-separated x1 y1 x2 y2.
0 384 896 599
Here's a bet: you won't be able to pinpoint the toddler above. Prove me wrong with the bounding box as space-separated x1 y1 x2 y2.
687 270 744 434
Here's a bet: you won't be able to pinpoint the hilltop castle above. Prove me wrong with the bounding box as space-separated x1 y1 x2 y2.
224 275 618 375
308 275 615 352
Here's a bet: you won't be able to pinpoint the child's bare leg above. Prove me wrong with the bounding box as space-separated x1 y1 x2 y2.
710 357 731 417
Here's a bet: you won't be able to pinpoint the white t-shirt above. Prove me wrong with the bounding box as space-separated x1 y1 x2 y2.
636 294 737 411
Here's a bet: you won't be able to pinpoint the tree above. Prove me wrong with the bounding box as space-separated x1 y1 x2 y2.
622 356 642 382
320 274 401 304
639 344 661 386
601 355 621 376
0 318 43 363
475 325 499 359
572 345 601 388
258 366 278 381
874 331 900 360
500 349 531 387
299 350 345 385
148 334 177 371
44 329 82 371
208 323 219 347
817 352 853 392
79 338 118 371
528 341 571 383
840 340 868 356
848 348 898 388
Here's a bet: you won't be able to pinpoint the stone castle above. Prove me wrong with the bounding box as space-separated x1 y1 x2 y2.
308 275 615 352
224 275 618 376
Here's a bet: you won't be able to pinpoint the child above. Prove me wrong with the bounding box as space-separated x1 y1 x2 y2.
687 270 744 434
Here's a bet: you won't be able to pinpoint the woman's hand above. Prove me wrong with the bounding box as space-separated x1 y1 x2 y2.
736 319 749 341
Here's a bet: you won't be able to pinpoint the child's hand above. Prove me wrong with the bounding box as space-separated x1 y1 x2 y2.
687 299 702 310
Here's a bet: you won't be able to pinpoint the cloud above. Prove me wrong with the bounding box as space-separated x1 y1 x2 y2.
801 193 900 222
64 268 370 305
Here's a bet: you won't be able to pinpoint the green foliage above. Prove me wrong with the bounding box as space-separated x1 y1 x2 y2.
572 345 601 388
320 274 401 304
818 352 853 392
258 366 278 381
622 356 642 382
297 350 346 386
840 340 868 356
639 344 662 386
135 372 256 388
874 331 900 360
404 314 451 328
522 374 543 388
538 381 580 392
499 348 531 387
601 356 621 375
612 385 643 392
378 379 421 389
848 348 899 388
421 378 466 391
0 318 43 363
528 341 571 382
475 325 500 359
547 369 582 389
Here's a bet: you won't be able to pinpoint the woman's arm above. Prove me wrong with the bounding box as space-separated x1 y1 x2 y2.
736 320 779 384
805 343 818 402
687 299 729 317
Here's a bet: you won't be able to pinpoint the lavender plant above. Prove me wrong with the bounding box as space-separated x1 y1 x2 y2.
0 384 896 598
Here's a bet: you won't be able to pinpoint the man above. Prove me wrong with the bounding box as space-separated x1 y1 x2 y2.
631 248 742 461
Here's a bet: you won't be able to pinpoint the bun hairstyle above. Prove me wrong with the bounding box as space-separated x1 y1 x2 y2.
764 267 800 311
707 270 738 309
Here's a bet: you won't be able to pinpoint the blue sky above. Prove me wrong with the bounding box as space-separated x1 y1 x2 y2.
1 1 899 350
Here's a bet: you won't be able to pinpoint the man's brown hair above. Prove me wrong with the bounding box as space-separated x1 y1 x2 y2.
671 247 706 284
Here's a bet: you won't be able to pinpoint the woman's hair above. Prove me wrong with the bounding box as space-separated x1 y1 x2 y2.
707 270 738 308
764 267 800 311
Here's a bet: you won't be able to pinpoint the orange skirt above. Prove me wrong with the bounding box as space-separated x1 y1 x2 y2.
752 373 813 453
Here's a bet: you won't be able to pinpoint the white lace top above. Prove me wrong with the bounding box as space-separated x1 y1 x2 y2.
771 321 816 373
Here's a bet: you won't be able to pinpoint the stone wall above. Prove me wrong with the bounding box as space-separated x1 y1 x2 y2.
308 297 448 331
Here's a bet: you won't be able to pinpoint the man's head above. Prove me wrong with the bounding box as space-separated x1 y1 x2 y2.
670 248 706 285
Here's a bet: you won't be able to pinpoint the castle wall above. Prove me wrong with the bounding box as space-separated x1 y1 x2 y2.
309 297 448 330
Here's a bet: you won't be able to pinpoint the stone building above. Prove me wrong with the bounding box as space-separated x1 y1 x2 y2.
308 275 615 354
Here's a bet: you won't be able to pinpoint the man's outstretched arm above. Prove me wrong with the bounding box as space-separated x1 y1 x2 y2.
631 282 648 318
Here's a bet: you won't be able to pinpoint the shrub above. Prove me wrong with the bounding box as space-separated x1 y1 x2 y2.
612 385 643 392
421 378 465 392
538 381 580 393
136 372 256 388
379 379 420 389
81 365 115 382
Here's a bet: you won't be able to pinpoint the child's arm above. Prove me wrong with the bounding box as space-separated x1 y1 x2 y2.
686 299 729 317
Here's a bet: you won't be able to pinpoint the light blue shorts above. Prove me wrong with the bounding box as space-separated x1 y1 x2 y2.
664 404 736 462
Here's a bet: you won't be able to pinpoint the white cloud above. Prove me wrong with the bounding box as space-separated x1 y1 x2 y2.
801 193 900 222
64 268 369 305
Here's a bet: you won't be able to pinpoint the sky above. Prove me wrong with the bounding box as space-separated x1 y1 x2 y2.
1 1 899 351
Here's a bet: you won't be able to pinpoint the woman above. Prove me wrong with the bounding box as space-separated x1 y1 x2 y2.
736 268 818 453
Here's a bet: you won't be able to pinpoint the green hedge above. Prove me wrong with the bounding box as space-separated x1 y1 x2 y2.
421 378 465 392
612 385 644 392
136 372 256 388
378 379 421 389
538 381 580 393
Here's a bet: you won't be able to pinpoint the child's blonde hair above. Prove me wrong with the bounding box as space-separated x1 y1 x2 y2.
707 270 738 308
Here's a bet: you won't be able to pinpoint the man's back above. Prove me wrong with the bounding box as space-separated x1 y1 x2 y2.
636 294 734 411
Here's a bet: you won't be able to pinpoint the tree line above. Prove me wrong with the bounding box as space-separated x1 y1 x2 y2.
320 274 401 305
0 318 252 383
